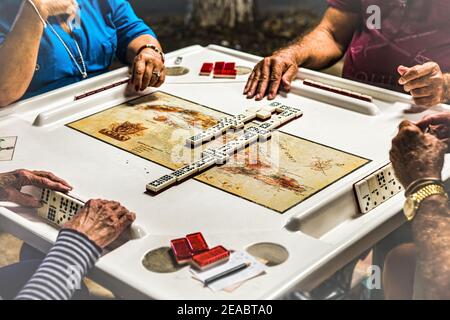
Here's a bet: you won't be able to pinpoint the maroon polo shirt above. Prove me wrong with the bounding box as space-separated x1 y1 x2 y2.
327 0 450 92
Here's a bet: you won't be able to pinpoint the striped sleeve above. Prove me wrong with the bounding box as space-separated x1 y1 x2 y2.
15 229 102 300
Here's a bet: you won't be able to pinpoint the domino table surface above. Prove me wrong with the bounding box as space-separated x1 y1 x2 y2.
1 45 450 299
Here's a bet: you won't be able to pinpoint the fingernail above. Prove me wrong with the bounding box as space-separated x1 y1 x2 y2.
399 78 405 85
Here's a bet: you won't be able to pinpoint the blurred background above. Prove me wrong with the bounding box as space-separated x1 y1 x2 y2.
128 0 327 56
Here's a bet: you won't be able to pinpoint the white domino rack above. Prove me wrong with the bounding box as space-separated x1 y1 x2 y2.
1 44 450 300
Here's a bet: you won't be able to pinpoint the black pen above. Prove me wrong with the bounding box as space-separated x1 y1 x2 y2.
204 262 251 286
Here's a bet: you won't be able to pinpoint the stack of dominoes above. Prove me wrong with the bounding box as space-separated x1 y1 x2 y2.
303 79 373 103
171 232 230 270
147 102 303 193
38 188 85 227
199 62 237 79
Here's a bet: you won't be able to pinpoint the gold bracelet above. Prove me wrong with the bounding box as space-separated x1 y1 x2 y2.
137 44 165 62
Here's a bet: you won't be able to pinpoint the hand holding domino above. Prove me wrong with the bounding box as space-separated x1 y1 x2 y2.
0 169 72 208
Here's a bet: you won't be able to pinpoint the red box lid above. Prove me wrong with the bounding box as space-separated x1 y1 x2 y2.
186 232 209 254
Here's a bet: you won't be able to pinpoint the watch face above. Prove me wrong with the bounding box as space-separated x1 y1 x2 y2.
404 197 416 221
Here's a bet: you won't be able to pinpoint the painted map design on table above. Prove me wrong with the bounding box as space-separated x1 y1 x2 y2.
0 136 17 161
67 91 370 213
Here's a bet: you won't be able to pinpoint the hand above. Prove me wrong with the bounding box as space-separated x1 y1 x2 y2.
244 47 299 101
34 0 78 19
0 169 72 207
130 48 166 92
398 62 449 108
64 199 136 249
416 113 450 151
390 121 447 188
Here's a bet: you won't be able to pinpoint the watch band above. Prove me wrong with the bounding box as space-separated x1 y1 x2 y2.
412 184 447 202
137 44 165 62
406 178 445 197
404 184 448 221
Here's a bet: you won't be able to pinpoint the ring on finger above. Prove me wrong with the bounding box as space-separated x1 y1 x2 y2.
152 71 161 78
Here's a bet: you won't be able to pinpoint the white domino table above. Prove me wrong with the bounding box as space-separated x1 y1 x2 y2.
1 45 449 299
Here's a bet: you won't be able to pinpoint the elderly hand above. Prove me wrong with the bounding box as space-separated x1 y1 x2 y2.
64 199 136 249
34 0 78 19
398 62 449 108
131 47 166 92
416 112 450 151
0 169 72 207
244 46 300 101
390 120 446 188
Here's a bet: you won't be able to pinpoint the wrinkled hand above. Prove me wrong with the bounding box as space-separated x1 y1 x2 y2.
34 0 78 19
398 62 449 108
416 112 450 151
130 48 166 92
244 47 299 101
64 199 136 249
0 169 72 207
390 121 446 188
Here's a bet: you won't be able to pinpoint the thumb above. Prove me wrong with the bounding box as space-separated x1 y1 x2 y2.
398 65 410 76
281 65 298 91
6 188 41 208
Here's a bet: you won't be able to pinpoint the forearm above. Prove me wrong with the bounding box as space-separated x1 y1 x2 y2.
15 229 101 300
412 195 450 299
0 1 45 107
443 73 450 103
126 34 162 65
281 8 358 70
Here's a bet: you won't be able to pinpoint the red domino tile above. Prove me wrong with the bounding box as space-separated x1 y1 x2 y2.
224 69 237 76
170 238 192 263
224 62 236 70
214 62 226 75
192 246 230 270
186 232 209 254
200 63 214 76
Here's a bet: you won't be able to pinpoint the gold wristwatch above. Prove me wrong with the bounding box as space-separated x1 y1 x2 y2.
404 184 448 221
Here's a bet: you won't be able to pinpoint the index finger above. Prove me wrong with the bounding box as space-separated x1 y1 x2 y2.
416 113 450 130
31 171 72 189
267 63 284 100
244 69 257 94
399 63 435 84
255 58 272 100
25 175 72 192
132 58 146 92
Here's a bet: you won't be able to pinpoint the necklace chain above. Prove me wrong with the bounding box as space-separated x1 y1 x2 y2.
47 23 87 79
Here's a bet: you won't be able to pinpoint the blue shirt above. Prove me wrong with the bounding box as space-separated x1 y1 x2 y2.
0 0 156 98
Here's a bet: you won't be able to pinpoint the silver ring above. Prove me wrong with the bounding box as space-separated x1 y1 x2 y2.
152 71 161 78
